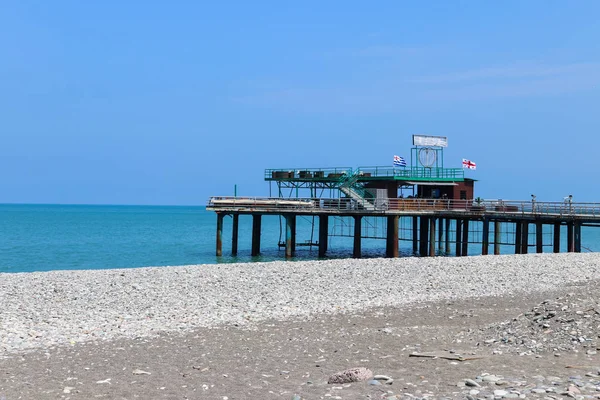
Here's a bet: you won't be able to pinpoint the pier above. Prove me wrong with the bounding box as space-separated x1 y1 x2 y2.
206 135 599 259
207 196 600 258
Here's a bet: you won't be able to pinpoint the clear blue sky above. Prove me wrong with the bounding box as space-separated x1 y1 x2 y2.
2 1 599 205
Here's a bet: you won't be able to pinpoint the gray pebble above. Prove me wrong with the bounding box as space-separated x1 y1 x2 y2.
465 379 481 387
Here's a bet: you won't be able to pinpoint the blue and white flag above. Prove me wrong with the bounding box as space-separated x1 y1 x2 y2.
393 155 407 167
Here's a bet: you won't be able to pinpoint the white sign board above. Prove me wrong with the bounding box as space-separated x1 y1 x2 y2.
413 135 448 148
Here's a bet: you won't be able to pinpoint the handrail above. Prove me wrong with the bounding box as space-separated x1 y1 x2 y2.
265 167 352 180
207 196 600 217
356 166 465 179
265 166 465 180
338 169 368 197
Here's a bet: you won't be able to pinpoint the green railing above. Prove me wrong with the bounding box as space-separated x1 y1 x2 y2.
336 169 373 201
265 167 352 180
355 166 465 180
265 166 465 181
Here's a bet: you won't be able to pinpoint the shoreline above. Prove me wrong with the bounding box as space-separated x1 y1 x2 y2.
2 253 600 357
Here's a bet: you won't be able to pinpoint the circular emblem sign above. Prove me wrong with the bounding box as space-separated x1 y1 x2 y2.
418 147 437 168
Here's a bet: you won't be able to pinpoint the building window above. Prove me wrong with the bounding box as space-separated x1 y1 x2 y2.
460 190 467 200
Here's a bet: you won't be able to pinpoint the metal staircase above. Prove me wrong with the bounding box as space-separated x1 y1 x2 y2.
337 169 376 210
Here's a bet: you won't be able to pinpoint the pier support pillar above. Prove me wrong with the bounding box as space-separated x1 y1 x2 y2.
386 215 399 258
412 216 418 255
445 218 451 254
515 221 522 254
536 221 543 253
419 217 429 256
231 214 239 256
455 219 462 257
553 222 561 253
353 216 362 258
521 222 529 254
574 222 581 253
429 217 436 257
482 218 489 255
318 215 329 257
438 218 444 253
567 221 574 252
251 214 262 257
285 214 296 258
461 219 469 256
216 213 224 257
494 220 501 255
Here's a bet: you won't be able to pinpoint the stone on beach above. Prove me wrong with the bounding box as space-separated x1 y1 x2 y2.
327 367 373 384
132 369 151 375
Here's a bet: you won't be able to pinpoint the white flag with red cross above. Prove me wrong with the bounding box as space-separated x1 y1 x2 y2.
462 158 476 170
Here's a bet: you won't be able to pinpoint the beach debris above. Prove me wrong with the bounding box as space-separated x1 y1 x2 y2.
63 386 75 394
372 374 394 385
327 367 373 384
475 288 600 354
565 365 600 369
454 372 600 399
132 369 151 375
409 351 483 361
96 378 111 384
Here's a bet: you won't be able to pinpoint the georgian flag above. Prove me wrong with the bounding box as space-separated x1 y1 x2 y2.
462 158 476 170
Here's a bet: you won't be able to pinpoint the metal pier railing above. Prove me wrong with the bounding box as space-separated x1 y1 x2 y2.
207 197 600 218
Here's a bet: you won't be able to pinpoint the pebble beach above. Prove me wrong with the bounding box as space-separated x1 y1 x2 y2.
2 253 600 356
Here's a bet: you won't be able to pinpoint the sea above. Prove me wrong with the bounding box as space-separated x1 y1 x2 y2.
0 204 597 273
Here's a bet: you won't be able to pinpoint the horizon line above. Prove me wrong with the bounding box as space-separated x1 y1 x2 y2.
0 202 207 207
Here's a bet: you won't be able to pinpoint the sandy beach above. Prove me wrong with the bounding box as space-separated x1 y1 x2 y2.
1 253 600 399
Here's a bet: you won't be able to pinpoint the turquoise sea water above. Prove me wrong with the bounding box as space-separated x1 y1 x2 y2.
0 204 597 273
